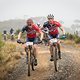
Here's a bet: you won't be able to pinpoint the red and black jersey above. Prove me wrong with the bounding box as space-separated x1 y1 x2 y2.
21 24 41 38
43 21 61 35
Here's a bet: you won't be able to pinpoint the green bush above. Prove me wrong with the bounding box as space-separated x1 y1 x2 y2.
74 37 80 44
66 33 74 40
0 34 5 63
15 29 21 35
0 42 17 64
0 34 5 49
66 33 80 44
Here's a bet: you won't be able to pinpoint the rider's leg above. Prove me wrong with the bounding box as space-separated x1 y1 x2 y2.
22 44 28 63
33 44 37 59
22 44 27 51
48 35 54 61
49 43 54 61
33 44 38 66
57 41 61 59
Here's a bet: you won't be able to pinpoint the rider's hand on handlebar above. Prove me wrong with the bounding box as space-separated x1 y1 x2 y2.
17 39 21 43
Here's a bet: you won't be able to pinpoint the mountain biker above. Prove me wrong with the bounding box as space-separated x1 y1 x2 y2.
10 28 14 35
2 30 7 40
37 23 42 41
42 27 49 45
3 30 7 35
43 14 65 61
10 28 14 40
17 19 43 66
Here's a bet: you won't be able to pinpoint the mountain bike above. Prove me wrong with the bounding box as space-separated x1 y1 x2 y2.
17 41 42 76
49 35 66 71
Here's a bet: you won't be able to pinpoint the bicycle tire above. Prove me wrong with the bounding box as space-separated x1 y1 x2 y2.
31 59 35 71
53 46 58 71
28 50 31 76
31 49 35 71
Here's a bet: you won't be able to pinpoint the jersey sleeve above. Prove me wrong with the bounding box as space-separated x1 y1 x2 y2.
43 22 48 28
21 26 26 33
33 24 41 33
54 21 61 27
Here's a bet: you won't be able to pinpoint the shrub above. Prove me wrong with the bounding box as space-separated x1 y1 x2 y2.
66 32 80 44
0 34 5 49
0 42 16 64
15 29 21 35
75 37 80 44
66 33 74 40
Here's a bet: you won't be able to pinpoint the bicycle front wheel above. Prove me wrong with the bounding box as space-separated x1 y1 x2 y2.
27 51 31 76
53 46 58 71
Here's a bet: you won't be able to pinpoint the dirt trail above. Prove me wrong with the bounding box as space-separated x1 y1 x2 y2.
5 44 80 80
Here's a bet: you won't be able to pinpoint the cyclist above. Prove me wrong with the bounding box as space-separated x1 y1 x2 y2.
10 28 14 34
2 30 7 40
17 19 43 66
42 27 49 45
10 28 14 40
37 23 42 42
43 14 65 61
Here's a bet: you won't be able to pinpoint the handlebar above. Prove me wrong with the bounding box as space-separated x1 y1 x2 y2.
17 40 42 44
58 35 66 40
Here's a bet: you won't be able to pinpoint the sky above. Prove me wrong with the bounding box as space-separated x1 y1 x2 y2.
0 0 80 27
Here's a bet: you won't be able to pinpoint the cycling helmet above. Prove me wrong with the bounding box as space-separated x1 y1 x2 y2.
37 23 40 26
47 14 54 19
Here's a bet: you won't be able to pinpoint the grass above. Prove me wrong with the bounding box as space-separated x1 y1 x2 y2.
62 39 80 49
66 33 80 44
0 41 23 80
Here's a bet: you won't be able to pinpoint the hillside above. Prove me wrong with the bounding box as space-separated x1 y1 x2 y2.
0 17 47 33
0 17 73 33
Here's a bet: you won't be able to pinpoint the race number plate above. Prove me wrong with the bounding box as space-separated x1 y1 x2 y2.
50 38 58 43
26 42 33 46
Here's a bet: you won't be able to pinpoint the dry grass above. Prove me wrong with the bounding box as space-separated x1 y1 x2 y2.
62 40 74 45
62 40 80 49
0 41 23 80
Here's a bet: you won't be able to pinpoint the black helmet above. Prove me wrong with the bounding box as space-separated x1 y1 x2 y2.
47 14 54 19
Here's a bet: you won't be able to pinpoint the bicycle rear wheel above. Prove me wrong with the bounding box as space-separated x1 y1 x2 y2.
31 58 35 71
53 46 58 71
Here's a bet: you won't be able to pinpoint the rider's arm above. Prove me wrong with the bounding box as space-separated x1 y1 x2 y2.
33 24 43 41
59 27 65 35
18 26 26 40
40 31 43 41
55 21 65 35
18 32 22 40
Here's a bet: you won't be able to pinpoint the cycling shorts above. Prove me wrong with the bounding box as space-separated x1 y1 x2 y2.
48 34 59 39
26 37 38 44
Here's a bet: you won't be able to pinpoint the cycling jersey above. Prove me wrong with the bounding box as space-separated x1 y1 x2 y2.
21 24 41 38
43 21 61 35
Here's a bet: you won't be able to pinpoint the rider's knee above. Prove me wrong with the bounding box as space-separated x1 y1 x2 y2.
57 40 60 45
33 44 37 48
22 44 27 49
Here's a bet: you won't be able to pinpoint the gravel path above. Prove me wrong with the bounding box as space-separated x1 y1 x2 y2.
5 44 80 80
